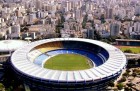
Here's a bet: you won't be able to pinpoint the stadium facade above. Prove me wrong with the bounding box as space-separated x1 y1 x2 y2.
10 38 127 90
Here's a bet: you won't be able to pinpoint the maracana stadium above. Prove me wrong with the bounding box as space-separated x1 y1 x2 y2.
10 38 127 90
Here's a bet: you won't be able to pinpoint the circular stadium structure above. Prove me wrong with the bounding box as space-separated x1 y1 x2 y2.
0 40 28 62
11 38 127 90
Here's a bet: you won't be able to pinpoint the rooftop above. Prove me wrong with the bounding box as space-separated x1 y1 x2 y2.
0 40 28 52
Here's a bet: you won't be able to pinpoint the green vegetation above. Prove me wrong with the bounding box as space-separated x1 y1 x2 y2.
123 71 129 77
116 59 140 91
101 36 121 43
124 87 132 91
2 67 25 91
124 49 132 53
44 54 92 71
0 83 4 90
119 77 126 82
131 69 140 77
126 83 133 87
82 14 88 28
117 83 124 90
108 81 115 87
100 14 106 24
127 59 140 68
118 46 140 54
94 30 102 40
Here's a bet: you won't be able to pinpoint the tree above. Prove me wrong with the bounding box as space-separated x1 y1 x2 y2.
108 81 115 87
0 34 4 40
138 59 140 65
114 15 120 20
123 72 129 77
126 83 133 87
119 77 126 82
82 14 88 28
100 14 106 24
126 69 131 73
94 30 102 40
124 87 132 91
60 14 65 24
132 72 137 78
135 14 140 16
0 83 5 90
117 83 124 90
21 26 29 32
124 49 132 53
101 39 110 43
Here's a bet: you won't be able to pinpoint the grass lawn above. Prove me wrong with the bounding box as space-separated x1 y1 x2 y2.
116 46 140 54
44 54 91 71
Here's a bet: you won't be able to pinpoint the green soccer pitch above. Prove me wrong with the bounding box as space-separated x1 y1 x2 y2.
44 54 93 71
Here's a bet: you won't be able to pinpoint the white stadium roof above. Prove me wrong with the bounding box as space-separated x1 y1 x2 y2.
11 38 127 83
0 40 28 52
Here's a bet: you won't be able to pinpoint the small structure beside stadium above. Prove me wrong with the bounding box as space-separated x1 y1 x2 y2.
0 40 28 62
11 38 127 90
116 39 140 46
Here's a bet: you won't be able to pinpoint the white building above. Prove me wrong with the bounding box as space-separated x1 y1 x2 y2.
135 6 140 15
110 22 121 36
9 24 21 38
133 22 140 33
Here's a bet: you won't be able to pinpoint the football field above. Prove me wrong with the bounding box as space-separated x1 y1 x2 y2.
44 54 92 71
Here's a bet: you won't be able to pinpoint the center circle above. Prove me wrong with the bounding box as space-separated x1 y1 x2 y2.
44 54 94 71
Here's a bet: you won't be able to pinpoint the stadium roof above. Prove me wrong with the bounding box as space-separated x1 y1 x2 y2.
11 38 127 83
0 40 28 52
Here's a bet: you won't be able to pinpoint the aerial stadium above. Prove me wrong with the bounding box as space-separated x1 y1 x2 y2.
10 38 127 90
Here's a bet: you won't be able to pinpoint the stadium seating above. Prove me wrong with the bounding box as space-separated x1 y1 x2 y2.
100 49 109 58
34 54 49 66
35 42 63 53
27 49 42 62
32 41 110 67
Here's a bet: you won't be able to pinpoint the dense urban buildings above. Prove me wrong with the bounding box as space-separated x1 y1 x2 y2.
0 0 140 40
